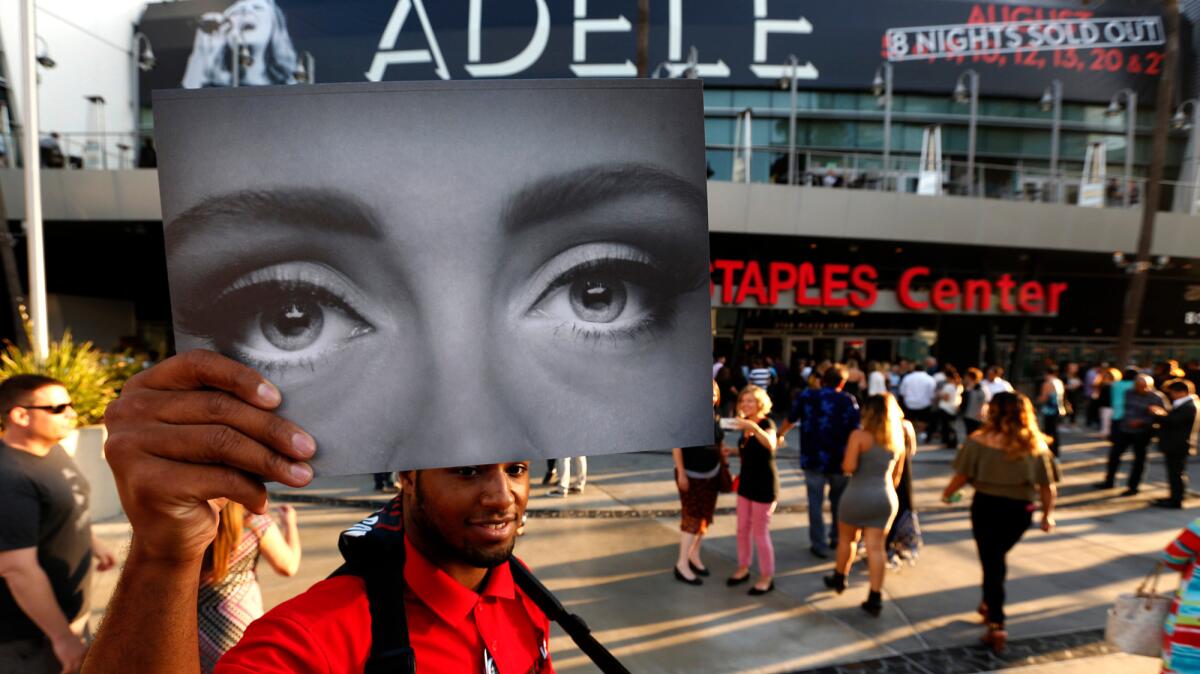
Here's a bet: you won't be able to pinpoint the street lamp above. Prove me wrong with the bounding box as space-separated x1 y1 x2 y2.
1174 99 1200 214
1040 79 1062 203
873 62 893 191
1106 88 1137 208
35 36 55 69
130 32 156 113
953 69 979 197
780 54 799 185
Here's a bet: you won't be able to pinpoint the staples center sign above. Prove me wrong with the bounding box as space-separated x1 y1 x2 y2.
710 260 1068 316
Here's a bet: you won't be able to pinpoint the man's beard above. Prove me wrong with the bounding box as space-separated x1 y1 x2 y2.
411 477 516 569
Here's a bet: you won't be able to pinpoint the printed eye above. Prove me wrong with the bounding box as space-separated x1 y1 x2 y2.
525 243 679 342
183 262 375 373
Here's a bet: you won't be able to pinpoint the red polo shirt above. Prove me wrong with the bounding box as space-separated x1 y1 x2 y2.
216 537 553 674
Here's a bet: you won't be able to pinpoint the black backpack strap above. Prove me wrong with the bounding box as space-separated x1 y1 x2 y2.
508 559 631 674
329 554 415 674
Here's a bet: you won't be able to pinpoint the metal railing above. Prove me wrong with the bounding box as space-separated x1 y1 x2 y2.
707 143 1198 214
0 129 156 170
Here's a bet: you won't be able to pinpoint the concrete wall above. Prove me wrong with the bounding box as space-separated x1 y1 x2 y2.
708 181 1200 258
1 169 1198 259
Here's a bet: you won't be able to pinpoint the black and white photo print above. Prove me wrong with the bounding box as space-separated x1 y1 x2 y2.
154 79 714 475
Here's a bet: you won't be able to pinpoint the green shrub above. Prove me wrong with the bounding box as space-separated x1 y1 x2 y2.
0 318 141 427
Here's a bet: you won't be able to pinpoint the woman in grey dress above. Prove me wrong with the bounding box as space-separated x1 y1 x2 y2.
824 393 911 616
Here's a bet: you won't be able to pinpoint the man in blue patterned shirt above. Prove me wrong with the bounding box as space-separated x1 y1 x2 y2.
780 365 861 558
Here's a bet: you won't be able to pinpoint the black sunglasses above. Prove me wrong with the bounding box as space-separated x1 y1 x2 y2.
19 402 74 414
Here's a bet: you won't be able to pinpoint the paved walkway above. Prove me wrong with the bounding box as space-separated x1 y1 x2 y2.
90 427 1183 673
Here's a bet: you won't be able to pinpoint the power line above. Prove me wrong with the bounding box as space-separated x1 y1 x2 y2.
37 6 132 58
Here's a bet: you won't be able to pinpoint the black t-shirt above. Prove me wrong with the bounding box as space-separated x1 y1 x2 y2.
0 443 93 642
737 417 779 503
681 416 723 475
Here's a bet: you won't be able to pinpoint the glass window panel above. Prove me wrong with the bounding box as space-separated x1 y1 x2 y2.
703 89 733 109
809 120 854 148
732 90 772 109
858 122 883 150
706 149 732 181
899 95 950 114
704 118 734 146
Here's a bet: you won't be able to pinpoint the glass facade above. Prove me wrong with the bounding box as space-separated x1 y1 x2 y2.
703 88 1183 186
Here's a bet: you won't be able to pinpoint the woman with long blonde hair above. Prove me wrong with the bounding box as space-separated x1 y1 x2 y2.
823 393 912 616
726 384 779 595
198 501 302 672
941 391 1061 655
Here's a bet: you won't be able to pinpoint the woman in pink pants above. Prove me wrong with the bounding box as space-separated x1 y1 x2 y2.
727 385 779 595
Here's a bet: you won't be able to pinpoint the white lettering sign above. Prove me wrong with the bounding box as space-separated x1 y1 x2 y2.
570 0 637 77
749 0 818 79
465 0 550 77
886 16 1163 62
366 0 450 81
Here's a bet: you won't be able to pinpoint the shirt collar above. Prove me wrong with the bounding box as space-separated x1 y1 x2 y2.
403 536 516 626
1174 395 1196 409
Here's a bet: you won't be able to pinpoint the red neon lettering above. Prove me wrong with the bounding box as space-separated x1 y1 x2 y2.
822 264 850 308
796 263 820 306
897 267 930 310
735 261 769 306
712 259 743 304
931 279 960 312
962 279 992 312
1017 282 1045 313
849 265 878 308
768 262 797 306
1047 282 1068 314
996 274 1017 312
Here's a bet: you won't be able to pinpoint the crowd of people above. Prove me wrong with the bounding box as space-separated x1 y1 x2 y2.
686 351 1200 656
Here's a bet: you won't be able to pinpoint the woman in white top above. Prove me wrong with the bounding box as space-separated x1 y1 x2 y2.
937 365 964 448
866 361 889 397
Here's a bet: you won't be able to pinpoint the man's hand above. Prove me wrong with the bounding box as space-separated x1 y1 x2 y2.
1041 515 1056 532
52 632 86 674
91 539 118 572
103 350 316 566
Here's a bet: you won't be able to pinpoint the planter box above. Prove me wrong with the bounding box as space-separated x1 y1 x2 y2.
60 425 123 521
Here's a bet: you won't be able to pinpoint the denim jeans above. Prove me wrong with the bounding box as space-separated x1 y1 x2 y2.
804 470 848 551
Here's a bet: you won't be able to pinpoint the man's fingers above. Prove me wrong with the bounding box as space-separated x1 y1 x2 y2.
135 457 271 515
108 425 312 488
122 350 281 409
109 389 316 462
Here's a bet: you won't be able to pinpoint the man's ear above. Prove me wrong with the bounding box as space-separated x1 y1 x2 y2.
396 470 417 493
5 407 28 430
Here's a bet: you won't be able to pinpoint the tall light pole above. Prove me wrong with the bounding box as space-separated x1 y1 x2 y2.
1040 79 1062 203
1114 0 1179 368
953 69 979 197
1106 88 1138 208
873 62 893 191
783 54 799 185
1173 99 1200 214
19 0 48 360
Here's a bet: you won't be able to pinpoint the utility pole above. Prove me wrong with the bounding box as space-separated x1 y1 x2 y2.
636 0 650 77
1115 0 1178 367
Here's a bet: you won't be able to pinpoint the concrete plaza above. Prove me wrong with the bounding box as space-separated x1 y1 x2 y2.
89 427 1184 673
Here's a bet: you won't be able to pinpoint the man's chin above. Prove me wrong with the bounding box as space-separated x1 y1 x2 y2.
460 539 517 569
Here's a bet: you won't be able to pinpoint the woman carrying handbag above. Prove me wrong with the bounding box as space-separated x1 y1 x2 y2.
671 380 730 585
1162 518 1200 672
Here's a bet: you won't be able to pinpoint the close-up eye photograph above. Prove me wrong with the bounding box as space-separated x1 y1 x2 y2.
3 1 1200 673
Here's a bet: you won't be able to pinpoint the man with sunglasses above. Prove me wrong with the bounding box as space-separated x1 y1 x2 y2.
0 375 117 673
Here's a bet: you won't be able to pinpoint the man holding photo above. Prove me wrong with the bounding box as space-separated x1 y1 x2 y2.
81 350 553 674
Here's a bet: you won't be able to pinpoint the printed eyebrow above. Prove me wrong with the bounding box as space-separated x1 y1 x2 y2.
165 188 384 257
501 163 706 234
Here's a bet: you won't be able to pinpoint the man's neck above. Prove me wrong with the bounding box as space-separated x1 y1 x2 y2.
404 530 489 592
1 433 53 457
